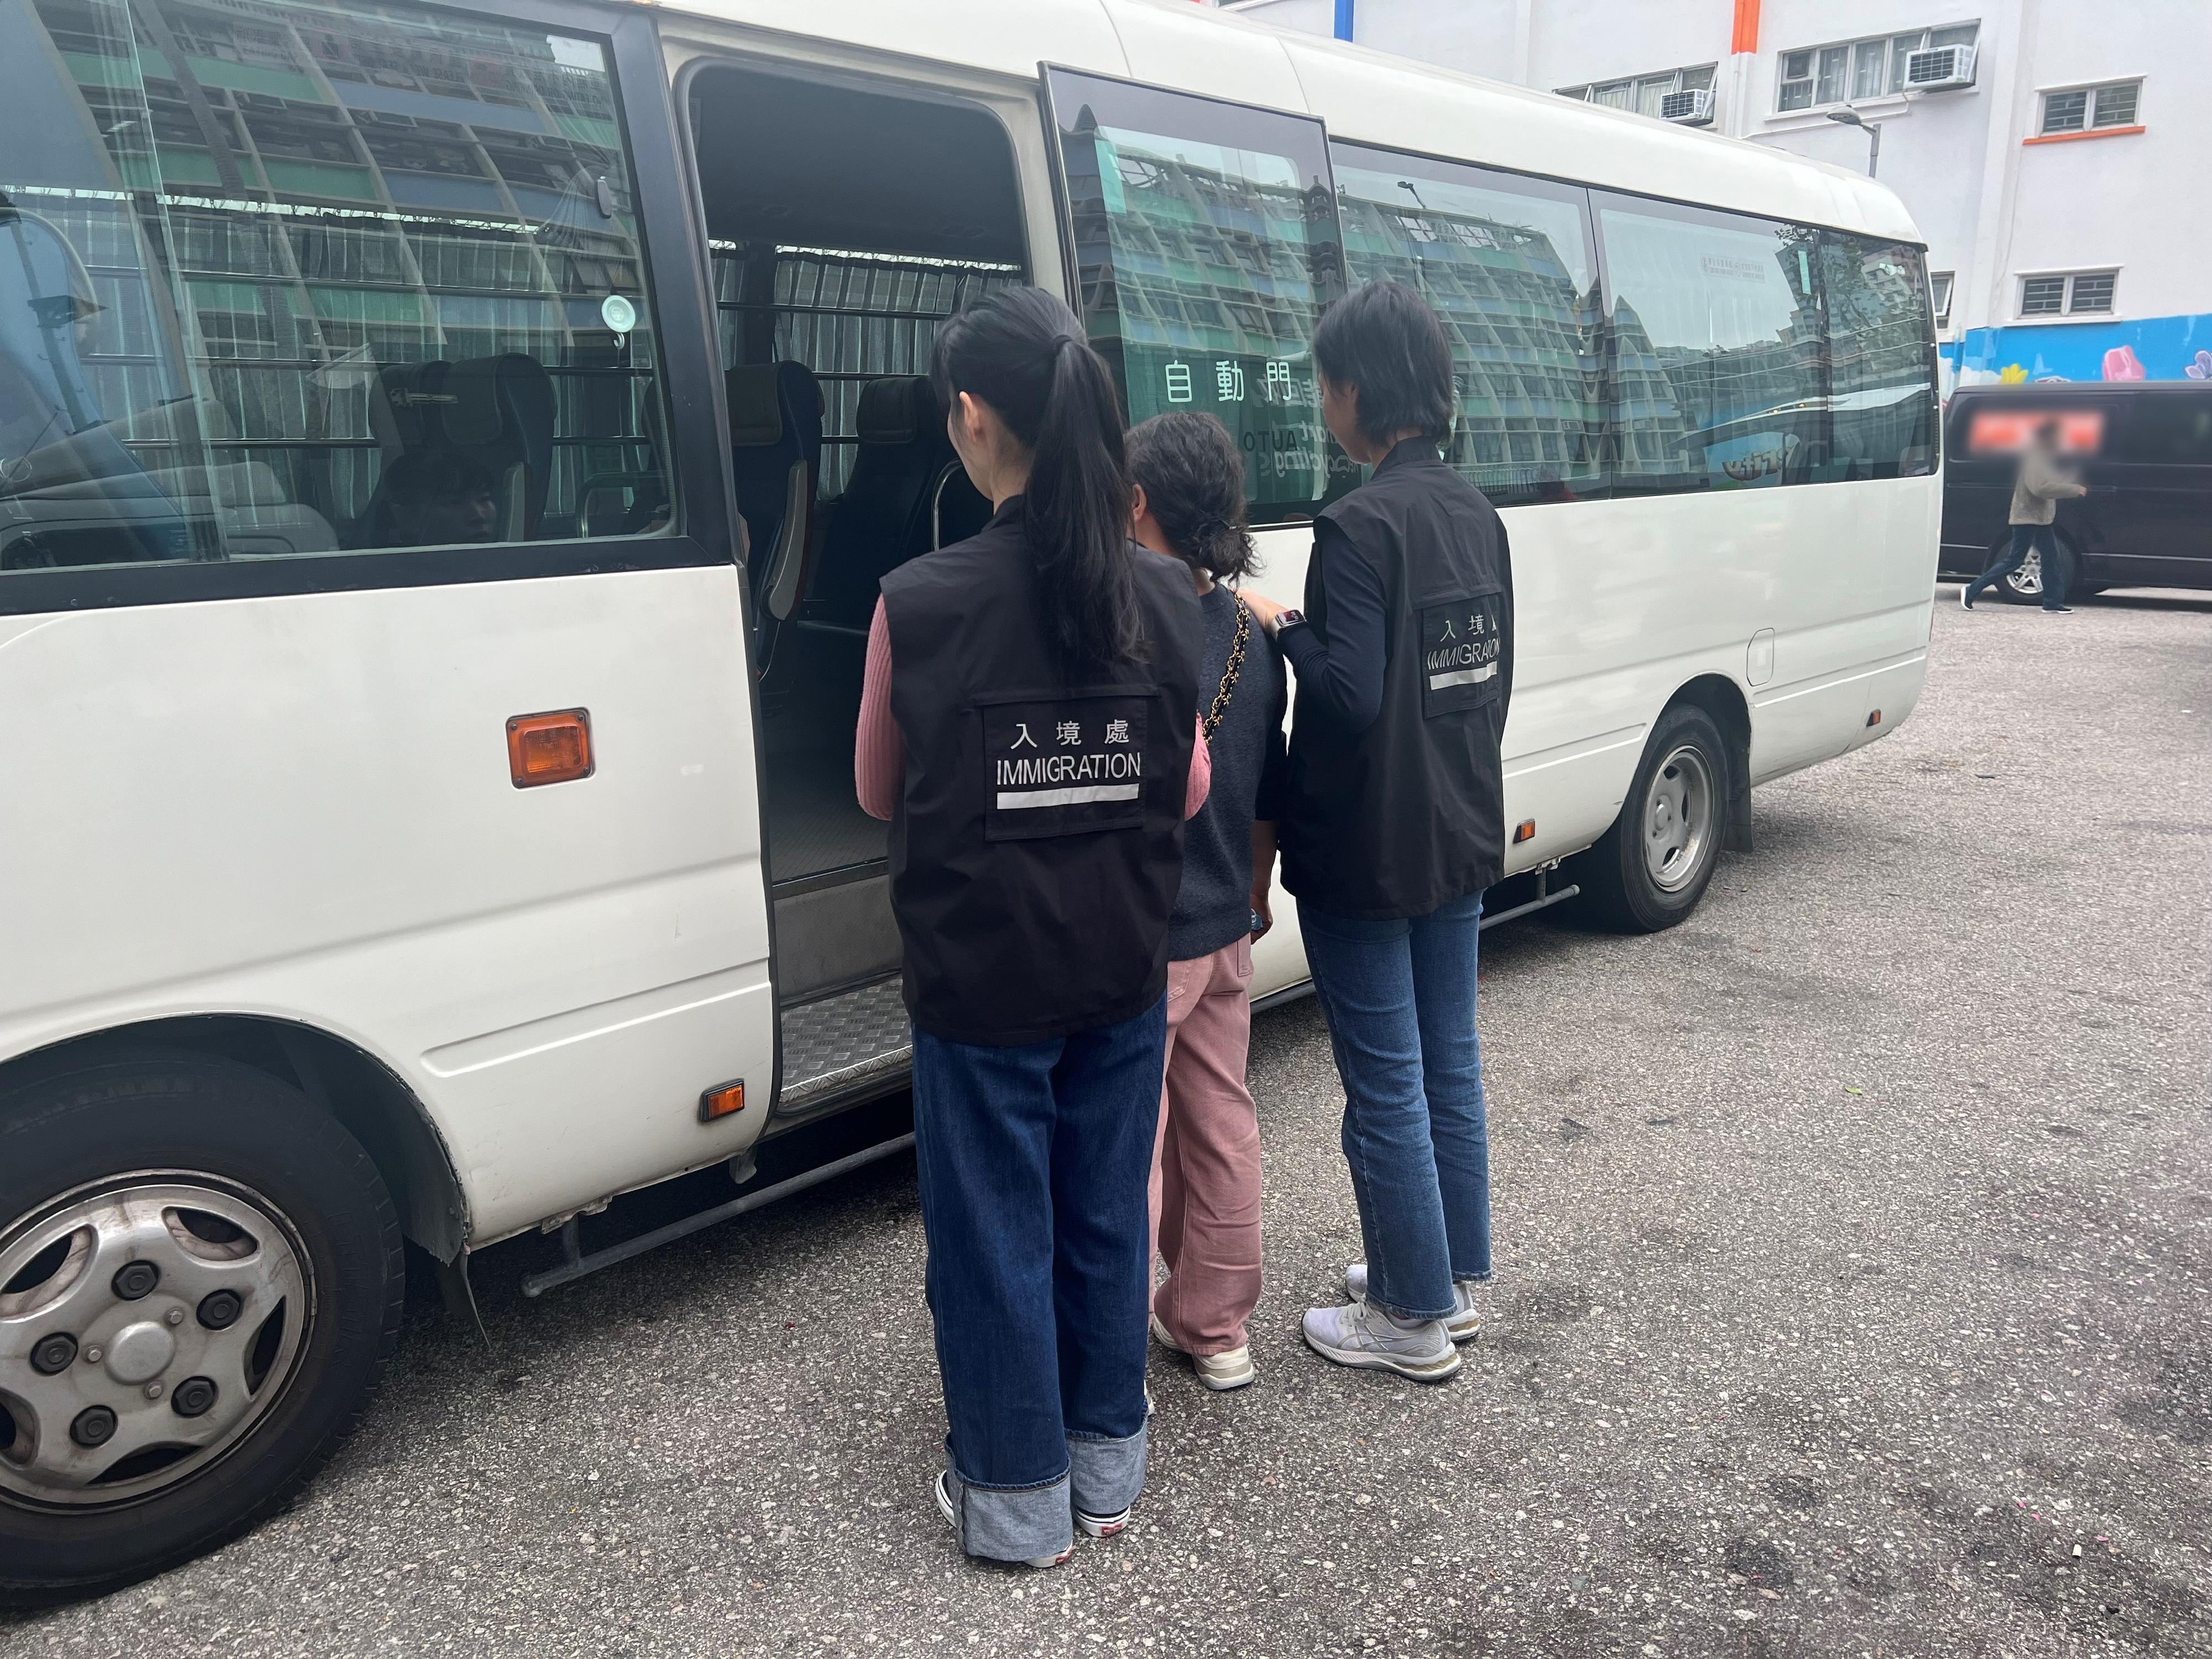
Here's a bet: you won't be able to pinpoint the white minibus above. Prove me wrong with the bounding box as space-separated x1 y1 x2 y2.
0 0 1938 1597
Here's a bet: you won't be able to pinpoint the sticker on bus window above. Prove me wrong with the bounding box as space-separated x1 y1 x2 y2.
981 696 1150 841
1965 408 2105 456
1418 594 1503 719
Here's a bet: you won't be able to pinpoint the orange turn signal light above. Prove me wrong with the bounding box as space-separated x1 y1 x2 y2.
507 708 593 787
698 1080 746 1123
1513 819 1537 844
1866 709 1882 728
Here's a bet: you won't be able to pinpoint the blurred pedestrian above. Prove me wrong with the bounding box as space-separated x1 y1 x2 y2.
1963 416 2087 612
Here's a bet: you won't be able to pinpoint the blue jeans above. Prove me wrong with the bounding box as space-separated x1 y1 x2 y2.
1966 524 2067 609
910 995 1164 1563
1299 891 1493 1322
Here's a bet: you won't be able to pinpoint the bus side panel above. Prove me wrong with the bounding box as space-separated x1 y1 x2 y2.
0 564 775 1246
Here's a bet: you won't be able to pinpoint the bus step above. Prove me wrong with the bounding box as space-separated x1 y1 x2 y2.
774 977 912 1121
519 1131 916 1297
1480 868 1581 930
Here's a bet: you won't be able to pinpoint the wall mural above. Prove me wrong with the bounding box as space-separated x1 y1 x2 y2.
1949 311 2212 385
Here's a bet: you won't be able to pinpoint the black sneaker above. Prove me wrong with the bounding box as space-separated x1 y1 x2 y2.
2043 605 2074 614
1960 586 1975 610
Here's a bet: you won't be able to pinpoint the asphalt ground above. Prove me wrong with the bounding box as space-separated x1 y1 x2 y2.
7 586 2210 1659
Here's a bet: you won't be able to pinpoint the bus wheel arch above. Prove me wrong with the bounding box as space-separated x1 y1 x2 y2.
0 1016 467 1265
1666 675 1752 855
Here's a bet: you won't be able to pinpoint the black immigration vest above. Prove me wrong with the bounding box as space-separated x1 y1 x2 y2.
1280 441 1515 919
879 499 1204 1046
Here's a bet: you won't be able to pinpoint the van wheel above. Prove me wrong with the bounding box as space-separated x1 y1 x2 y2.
1997 539 2075 605
0 1055 400 1605
1575 705 1729 933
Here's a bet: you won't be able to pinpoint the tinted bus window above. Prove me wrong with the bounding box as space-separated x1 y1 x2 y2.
1595 195 1824 494
0 0 671 576
1819 233 1936 478
1046 70 1341 523
2124 395 2212 466
1333 144 1604 507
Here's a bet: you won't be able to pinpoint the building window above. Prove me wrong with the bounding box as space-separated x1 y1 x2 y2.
2039 79 2142 134
1777 24 1979 112
1930 270 1955 330
1558 65 1715 119
2021 272 2117 317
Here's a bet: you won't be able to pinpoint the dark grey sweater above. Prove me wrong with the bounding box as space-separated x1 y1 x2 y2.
1168 583 1289 962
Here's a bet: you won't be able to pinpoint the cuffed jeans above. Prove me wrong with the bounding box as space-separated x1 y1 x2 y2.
1147 937 1262 1356
1966 524 2067 609
911 995 1165 1564
1299 891 1493 1322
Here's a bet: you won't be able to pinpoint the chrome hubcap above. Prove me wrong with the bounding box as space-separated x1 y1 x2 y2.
0 1176 311 1508
1643 743 1715 894
2010 548 2044 596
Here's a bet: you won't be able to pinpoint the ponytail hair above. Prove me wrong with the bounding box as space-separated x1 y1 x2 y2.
931 286 1142 668
1126 411 1257 583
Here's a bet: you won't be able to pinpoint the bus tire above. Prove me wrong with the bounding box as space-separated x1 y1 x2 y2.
1575 703 1729 934
0 1053 400 1606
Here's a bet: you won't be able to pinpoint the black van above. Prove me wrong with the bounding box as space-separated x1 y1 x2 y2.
1940 383 2212 601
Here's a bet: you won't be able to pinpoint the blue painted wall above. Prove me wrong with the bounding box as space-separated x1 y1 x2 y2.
1949 311 2212 385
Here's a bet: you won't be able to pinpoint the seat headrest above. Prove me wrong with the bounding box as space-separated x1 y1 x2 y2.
442 357 506 447
855 376 938 447
726 365 784 447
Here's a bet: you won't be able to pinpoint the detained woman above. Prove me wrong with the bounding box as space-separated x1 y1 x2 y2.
1238 281 1514 1385
853 287 1209 1567
1125 411 1287 1395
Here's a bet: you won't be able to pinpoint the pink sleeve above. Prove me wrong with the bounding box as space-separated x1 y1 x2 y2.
1185 713 1211 821
854 598 902 821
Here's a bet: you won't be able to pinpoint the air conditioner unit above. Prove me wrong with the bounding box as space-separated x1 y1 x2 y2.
1903 43 1977 91
1660 88 1715 125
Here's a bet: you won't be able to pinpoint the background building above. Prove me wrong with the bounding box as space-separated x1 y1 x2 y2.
1222 0 2212 388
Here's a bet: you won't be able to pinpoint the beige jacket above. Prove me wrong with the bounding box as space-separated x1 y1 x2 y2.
2010 445 2085 525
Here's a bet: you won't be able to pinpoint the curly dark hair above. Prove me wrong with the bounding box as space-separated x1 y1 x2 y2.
1125 410 1258 582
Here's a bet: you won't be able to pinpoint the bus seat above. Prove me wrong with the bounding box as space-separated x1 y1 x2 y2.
810 375 962 629
728 361 822 622
356 354 554 547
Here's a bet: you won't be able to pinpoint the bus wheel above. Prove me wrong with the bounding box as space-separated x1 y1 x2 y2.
0 1055 400 1605
1576 704 1729 933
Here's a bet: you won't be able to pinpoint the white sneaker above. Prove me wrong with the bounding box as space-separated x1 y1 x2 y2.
1076 1501 1130 1540
934 1472 1070 1569
1150 1313 1257 1391
1344 1262 1482 1343
1301 1300 1462 1382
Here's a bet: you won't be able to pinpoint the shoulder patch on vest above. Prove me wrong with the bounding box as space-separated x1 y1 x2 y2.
1418 592 1504 718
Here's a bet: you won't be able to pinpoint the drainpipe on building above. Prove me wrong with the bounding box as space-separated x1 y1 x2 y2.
1724 0 1761 140
1333 0 1354 43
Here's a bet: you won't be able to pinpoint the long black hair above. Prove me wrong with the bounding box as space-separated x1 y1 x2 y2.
931 286 1142 667
1126 410 1257 582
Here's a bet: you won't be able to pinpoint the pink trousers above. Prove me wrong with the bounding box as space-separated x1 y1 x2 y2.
1147 937 1262 1356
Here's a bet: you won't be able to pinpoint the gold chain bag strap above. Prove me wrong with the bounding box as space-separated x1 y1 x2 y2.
1202 595 1250 742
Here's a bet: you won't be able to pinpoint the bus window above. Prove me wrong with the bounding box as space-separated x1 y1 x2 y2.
1332 143 1605 507
0 0 672 577
1595 195 1825 495
1045 69 1342 523
1819 233 1937 479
